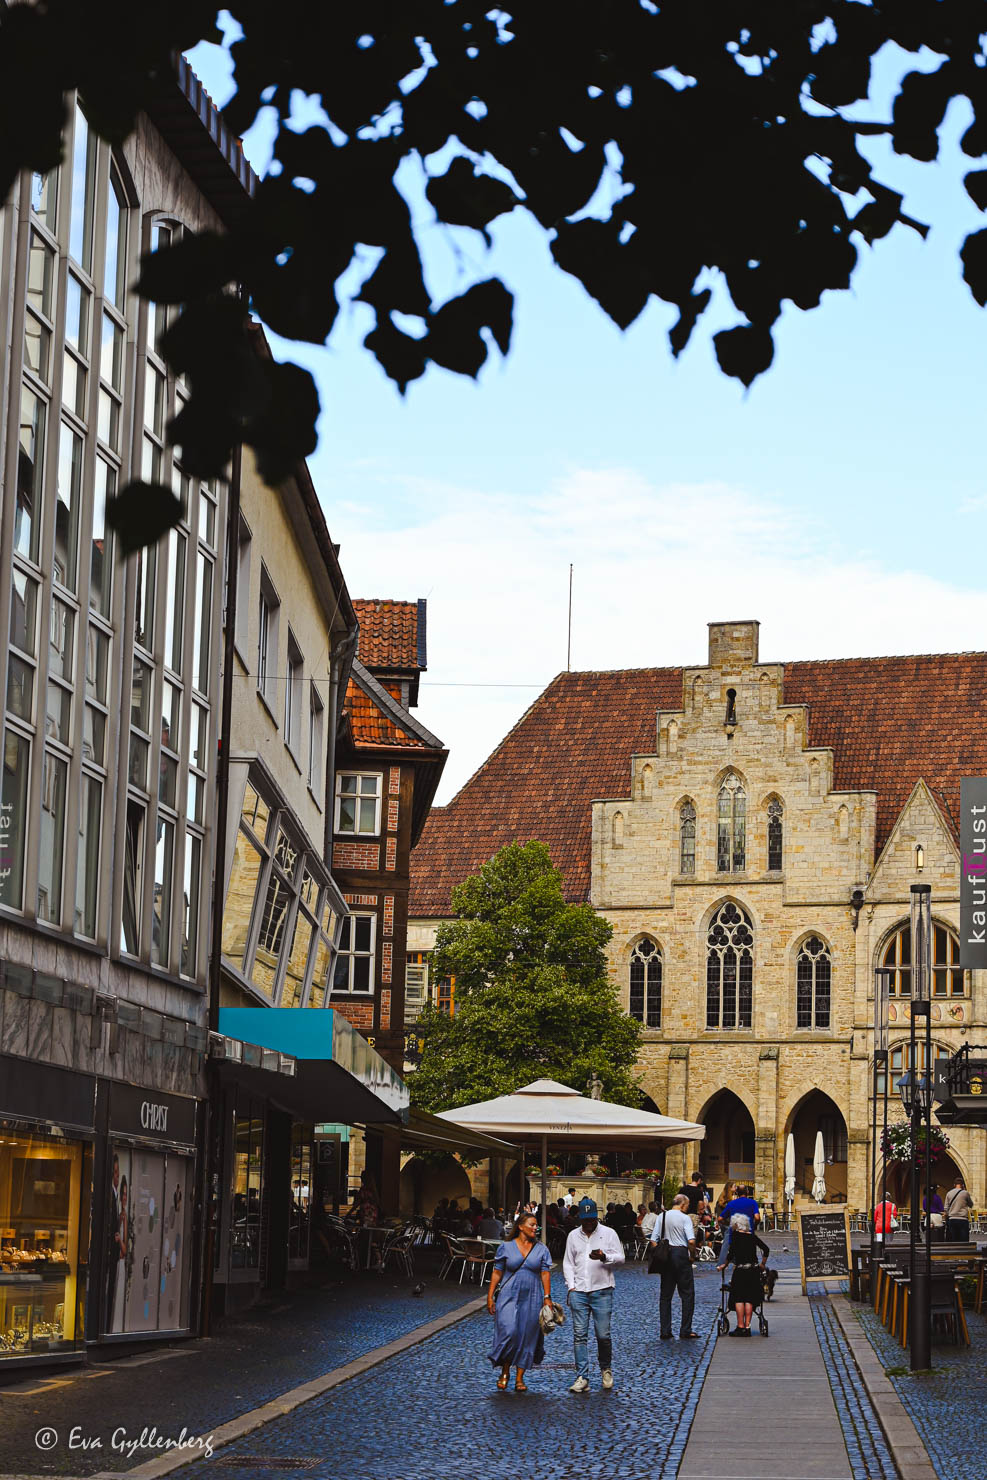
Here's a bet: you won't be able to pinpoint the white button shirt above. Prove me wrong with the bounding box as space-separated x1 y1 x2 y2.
563 1223 626 1291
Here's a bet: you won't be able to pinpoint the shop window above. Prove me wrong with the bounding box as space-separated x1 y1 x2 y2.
0 1132 87 1356
231 1103 264 1271
105 1146 192 1333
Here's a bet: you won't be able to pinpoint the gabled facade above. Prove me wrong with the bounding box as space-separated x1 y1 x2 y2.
409 621 987 1210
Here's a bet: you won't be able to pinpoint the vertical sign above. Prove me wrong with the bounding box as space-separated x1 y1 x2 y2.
960 779 987 969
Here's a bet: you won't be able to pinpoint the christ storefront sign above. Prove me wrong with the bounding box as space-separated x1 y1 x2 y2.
960 778 987 970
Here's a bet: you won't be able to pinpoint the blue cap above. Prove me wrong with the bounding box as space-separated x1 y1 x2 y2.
577 1196 598 1219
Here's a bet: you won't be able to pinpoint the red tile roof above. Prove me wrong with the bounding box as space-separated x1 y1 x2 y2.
408 653 987 915
353 599 422 672
344 678 428 750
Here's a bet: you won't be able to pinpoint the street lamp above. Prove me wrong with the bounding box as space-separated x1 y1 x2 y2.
907 883 933 1372
871 967 892 1275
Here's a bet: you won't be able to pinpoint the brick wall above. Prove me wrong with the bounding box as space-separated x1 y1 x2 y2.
333 842 380 871
332 999 374 1030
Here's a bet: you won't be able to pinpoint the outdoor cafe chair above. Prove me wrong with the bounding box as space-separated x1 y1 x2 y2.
325 1214 360 1272
381 1224 417 1278
439 1233 469 1282
462 1238 496 1284
930 1270 970 1345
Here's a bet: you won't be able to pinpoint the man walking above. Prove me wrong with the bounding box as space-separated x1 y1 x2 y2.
563 1196 625 1392
678 1171 708 1236
652 1193 699 1341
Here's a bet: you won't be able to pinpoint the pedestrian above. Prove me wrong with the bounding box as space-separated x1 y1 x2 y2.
717 1212 769 1336
678 1171 708 1236
486 1211 553 1392
640 1200 659 1239
652 1193 700 1341
719 1184 761 1229
873 1195 898 1246
563 1196 625 1392
944 1176 974 1242
923 1186 945 1239
563 1187 576 1209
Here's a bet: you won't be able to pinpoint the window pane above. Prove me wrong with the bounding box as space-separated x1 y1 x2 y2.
10 570 39 657
128 733 148 790
354 916 372 952
181 832 201 978
142 435 162 484
338 796 356 832
131 656 151 732
135 544 156 649
352 955 371 992
360 775 379 795
159 751 177 809
162 681 181 749
61 350 87 418
193 553 212 694
164 530 186 673
83 703 105 766
252 871 292 998
199 489 216 548
85 623 109 702
144 365 165 438
100 313 124 390
7 655 34 722
76 773 102 938
16 384 46 564
186 772 203 824
0 730 30 909
282 911 314 1008
357 797 376 833
45 680 72 743
121 800 144 954
97 389 120 450
222 826 263 972
49 597 75 681
90 458 114 615
65 275 90 357
104 172 128 309
27 231 55 317
340 775 358 795
68 104 95 269
309 933 331 1009
151 820 174 967
55 422 83 590
31 169 57 230
192 702 209 772
38 750 68 924
24 312 51 382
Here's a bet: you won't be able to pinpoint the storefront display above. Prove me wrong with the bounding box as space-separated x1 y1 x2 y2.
0 1131 87 1356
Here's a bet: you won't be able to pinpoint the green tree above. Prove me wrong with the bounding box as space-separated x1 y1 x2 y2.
410 842 641 1111
4 4 987 543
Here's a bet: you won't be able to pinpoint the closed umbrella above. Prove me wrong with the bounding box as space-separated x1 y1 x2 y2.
437 1078 706 1245
812 1130 828 1203
784 1132 796 1223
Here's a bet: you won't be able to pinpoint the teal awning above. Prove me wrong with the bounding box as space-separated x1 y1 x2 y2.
217 1008 408 1123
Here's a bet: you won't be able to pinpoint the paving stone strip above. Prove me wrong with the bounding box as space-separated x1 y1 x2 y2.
829 1296 938 1480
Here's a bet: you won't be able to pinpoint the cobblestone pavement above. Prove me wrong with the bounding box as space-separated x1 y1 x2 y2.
0 1261 479 1477
808 1292 897 1479
848 1279 987 1480
193 1253 808 1480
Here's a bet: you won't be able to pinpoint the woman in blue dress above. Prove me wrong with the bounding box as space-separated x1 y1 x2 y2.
486 1211 553 1391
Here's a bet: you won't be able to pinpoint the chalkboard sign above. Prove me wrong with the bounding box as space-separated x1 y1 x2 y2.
796 1207 851 1292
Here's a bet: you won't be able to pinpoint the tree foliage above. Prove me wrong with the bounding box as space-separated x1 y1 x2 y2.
4 2 987 543
411 842 642 1112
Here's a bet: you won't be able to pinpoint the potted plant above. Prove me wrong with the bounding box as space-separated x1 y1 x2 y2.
880 1120 951 1169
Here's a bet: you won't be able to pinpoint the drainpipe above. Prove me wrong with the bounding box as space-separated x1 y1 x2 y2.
324 624 358 864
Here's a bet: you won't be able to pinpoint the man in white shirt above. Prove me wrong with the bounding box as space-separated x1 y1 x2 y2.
563 1196 625 1393
651 1194 698 1340
563 1188 576 1209
640 1200 660 1239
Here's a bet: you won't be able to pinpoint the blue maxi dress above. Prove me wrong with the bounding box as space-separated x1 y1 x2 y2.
488 1239 552 1369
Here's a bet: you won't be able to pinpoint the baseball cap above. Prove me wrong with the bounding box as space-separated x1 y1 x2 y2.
577 1196 598 1219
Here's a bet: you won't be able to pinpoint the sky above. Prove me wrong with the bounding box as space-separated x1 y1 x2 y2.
186 22 987 805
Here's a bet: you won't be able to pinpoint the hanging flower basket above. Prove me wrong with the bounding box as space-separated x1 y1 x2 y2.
881 1121 950 1170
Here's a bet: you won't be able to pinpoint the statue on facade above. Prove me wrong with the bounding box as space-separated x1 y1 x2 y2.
586 1073 603 1101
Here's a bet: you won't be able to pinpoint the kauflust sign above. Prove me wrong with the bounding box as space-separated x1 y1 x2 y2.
961 778 987 969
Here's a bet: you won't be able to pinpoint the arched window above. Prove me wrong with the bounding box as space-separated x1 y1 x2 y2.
717 775 746 872
881 922 966 998
679 801 696 875
796 935 831 1029
706 902 753 1029
629 938 662 1028
876 1041 952 1096
767 799 783 871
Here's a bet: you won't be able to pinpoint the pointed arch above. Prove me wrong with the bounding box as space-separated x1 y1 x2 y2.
794 932 832 1030
667 719 678 755
612 810 624 849
836 804 850 841
808 758 821 796
784 714 796 750
678 797 696 875
759 673 772 711
692 674 705 711
628 935 662 1028
716 771 746 872
706 900 754 1029
639 762 654 800
765 793 784 871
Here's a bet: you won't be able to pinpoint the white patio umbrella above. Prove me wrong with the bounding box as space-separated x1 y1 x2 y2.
437 1078 706 1244
811 1130 828 1203
784 1132 796 1222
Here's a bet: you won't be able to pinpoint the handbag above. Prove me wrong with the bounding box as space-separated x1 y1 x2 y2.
648 1210 672 1275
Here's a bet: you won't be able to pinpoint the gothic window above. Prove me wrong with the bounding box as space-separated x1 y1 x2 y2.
717 775 746 872
706 901 753 1030
679 801 696 875
767 799 783 871
880 922 966 998
629 938 662 1028
796 935 831 1029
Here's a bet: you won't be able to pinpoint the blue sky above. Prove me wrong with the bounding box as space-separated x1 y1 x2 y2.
187 24 987 803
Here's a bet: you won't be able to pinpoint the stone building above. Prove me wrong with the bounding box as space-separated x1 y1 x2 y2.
408 621 987 1211
0 65 249 1366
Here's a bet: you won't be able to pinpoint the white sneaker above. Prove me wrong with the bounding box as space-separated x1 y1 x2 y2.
601 1369 614 1390
569 1375 590 1393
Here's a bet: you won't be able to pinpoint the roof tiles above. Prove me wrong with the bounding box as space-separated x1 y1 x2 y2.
408 653 987 915
354 599 423 672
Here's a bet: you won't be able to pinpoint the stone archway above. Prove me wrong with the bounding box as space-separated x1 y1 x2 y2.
786 1089 849 1203
698 1089 756 1198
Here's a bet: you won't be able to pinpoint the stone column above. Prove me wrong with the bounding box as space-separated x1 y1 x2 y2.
665 1045 689 1184
757 1046 779 1204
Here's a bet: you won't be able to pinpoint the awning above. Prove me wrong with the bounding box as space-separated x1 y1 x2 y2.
216 1008 409 1125
364 1106 520 1158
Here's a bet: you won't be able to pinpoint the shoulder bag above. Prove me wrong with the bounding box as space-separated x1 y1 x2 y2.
494 1242 534 1301
648 1210 672 1274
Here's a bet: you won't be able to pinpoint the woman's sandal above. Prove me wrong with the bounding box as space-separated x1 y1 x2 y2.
515 1378 528 1392
496 1372 509 1390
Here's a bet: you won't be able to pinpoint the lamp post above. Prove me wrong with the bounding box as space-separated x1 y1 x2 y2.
871 968 892 1272
903 884 933 1371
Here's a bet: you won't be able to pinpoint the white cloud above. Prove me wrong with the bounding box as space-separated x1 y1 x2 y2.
323 468 987 804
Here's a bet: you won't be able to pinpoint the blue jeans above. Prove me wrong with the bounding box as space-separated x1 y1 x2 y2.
569 1287 614 1377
